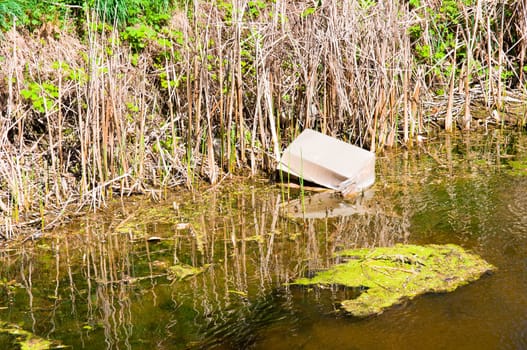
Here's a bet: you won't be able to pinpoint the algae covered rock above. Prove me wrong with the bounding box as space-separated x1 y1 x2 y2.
292 244 495 317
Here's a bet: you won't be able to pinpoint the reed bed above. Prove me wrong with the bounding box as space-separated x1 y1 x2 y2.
0 0 526 237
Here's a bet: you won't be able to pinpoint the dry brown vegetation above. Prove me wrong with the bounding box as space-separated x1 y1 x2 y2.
0 0 526 238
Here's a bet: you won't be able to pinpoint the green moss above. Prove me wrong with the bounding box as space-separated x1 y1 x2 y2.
292 244 495 317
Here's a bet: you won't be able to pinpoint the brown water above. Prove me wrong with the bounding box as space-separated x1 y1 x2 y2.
1 131 526 349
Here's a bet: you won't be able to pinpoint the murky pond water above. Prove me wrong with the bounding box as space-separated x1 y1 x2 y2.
1 131 527 349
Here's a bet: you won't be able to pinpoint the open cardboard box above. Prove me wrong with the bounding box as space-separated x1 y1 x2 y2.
277 129 375 197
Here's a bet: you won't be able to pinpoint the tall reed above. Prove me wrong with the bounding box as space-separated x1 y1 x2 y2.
0 0 525 237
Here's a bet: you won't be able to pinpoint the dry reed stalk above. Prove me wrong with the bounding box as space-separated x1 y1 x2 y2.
445 59 456 132
496 6 505 111
461 3 479 130
234 0 246 166
485 7 493 107
463 70 471 130
403 65 410 143
445 26 460 132
414 70 423 135
517 2 527 86
213 7 226 171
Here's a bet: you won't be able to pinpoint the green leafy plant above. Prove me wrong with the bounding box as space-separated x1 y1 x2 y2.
22 0 81 32
0 0 25 31
247 0 266 19
121 23 157 51
20 81 59 113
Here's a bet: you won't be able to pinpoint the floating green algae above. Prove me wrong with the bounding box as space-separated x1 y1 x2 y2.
506 159 527 176
115 205 180 237
167 263 209 281
292 244 495 317
0 321 56 349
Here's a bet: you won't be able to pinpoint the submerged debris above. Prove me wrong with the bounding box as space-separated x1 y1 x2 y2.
292 244 495 317
281 189 376 219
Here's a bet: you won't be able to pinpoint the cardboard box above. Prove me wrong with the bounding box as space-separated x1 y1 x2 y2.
277 129 375 196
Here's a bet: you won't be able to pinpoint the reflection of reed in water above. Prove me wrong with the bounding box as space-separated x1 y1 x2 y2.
83 222 136 350
0 181 410 349
162 184 409 348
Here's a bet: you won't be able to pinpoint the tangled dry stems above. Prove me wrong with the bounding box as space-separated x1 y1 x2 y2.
0 0 526 238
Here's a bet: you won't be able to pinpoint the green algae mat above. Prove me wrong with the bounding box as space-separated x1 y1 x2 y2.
0 321 57 349
292 244 495 317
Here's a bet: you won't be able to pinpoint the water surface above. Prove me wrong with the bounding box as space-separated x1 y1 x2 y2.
1 131 526 349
